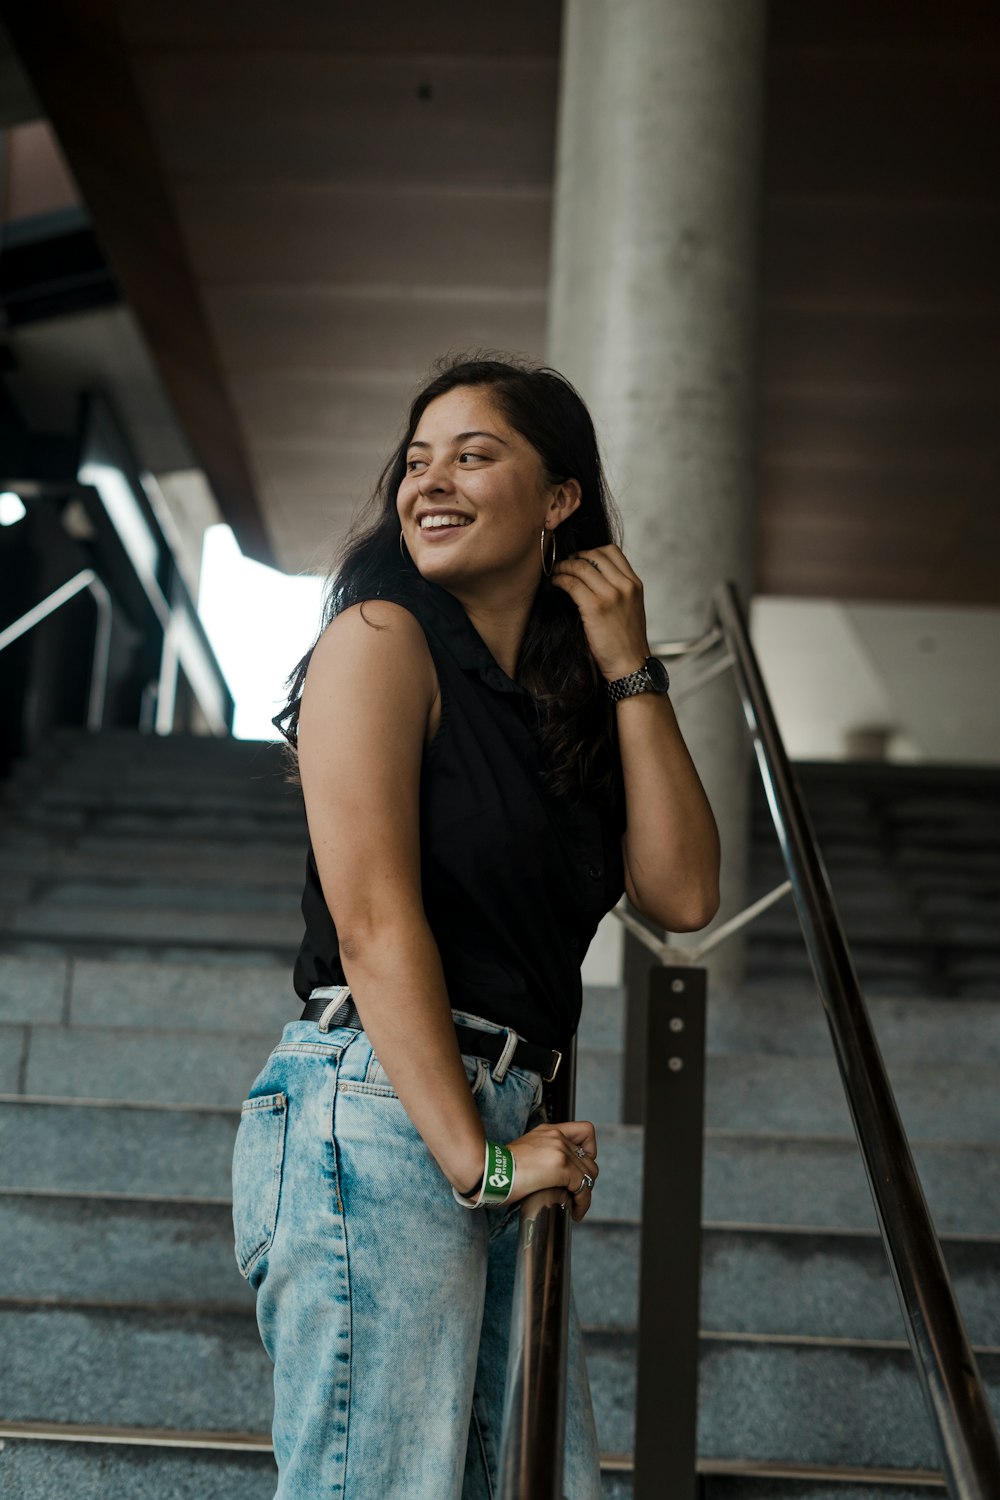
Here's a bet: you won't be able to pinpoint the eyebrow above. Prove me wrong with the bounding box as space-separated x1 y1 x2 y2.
406 430 509 450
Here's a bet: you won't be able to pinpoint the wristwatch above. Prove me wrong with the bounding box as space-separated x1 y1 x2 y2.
605 656 670 703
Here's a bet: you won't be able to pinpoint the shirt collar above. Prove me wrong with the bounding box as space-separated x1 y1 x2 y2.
412 576 525 696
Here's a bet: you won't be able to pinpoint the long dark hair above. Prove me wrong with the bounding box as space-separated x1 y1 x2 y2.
274 352 623 801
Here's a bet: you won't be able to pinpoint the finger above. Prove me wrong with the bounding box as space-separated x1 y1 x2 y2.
573 1148 599 1180
557 1119 599 1163
550 559 620 602
594 543 644 586
577 542 641 581
569 1185 593 1223
571 546 636 587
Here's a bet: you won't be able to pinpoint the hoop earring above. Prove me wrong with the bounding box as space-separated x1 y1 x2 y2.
541 528 557 577
399 529 409 562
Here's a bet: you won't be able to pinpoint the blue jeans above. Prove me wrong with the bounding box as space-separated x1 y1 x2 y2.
231 1005 602 1499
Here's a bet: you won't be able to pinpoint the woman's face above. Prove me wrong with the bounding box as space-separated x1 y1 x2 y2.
396 385 578 593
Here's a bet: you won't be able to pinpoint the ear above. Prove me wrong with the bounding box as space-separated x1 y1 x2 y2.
545 479 582 530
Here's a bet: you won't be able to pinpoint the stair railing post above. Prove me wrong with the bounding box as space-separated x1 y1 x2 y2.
633 964 707 1500
622 920 663 1125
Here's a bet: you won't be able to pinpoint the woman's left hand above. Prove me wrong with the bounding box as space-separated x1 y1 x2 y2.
550 544 651 682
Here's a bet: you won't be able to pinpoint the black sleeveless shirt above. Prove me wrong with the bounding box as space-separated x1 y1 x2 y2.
292 574 626 1050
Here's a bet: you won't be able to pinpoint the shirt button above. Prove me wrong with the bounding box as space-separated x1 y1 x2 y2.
588 865 603 881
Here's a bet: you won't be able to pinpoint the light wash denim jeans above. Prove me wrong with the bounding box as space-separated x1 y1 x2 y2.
231 1002 602 1500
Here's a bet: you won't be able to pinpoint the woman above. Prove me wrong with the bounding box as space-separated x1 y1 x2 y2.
232 354 720 1500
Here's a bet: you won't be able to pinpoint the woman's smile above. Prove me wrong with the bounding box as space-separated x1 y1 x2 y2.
417 509 475 535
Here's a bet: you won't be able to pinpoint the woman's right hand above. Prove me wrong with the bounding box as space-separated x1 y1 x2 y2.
506 1120 599 1223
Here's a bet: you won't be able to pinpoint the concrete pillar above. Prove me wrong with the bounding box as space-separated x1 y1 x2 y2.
548 0 768 989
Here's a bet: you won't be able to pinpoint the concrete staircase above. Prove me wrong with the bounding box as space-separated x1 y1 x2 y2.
0 730 998 1497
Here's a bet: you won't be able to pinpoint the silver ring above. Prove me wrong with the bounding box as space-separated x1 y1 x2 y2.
575 1146 587 1159
569 1172 595 1196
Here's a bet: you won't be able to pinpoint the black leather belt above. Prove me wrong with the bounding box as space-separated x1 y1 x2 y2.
298 995 562 1083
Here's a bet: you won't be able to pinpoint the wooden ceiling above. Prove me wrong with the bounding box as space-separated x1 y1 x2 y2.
760 1 1000 603
3 0 998 602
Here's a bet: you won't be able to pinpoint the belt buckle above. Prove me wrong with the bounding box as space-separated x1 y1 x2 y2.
542 1049 562 1084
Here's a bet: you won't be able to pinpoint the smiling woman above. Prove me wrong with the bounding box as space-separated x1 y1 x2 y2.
234 353 720 1500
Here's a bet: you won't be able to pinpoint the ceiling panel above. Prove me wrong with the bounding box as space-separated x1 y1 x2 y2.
762 388 1000 466
205 286 546 380
229 373 408 448
120 0 561 56
136 53 559 186
763 199 1000 310
768 0 1000 50
764 306 1000 394
173 182 551 288
766 52 1000 200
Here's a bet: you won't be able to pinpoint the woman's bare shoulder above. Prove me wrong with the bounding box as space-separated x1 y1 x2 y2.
301 599 436 736
310 598 430 669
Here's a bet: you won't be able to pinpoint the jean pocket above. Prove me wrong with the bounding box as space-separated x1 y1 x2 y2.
364 1052 487 1099
231 1091 288 1279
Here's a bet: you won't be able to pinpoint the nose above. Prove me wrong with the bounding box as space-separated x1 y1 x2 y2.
416 454 452 496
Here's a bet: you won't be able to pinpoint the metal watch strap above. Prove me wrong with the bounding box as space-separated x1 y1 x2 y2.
606 665 649 703
606 657 669 703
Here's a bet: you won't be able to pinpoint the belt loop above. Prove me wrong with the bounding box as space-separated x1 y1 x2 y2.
316 986 353 1033
491 1026 519 1084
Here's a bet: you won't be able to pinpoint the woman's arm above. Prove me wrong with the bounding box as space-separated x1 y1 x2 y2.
614 690 720 931
550 546 721 932
298 600 487 1194
298 600 602 1214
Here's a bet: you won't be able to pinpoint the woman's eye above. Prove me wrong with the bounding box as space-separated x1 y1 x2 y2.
458 451 486 464
405 458 424 472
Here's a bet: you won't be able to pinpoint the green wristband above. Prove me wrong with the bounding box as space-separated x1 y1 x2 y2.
452 1140 516 1209
481 1140 515 1205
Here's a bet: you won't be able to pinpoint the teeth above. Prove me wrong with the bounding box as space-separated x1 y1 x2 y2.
419 515 472 529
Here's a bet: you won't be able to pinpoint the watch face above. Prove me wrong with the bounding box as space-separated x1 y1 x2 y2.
644 656 670 693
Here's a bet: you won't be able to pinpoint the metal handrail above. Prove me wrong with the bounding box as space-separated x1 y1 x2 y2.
499 1043 577 1499
0 568 112 731
499 1187 573 1499
708 579 1000 1498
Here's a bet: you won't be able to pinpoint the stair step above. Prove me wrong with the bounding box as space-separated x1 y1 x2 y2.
9 1023 283 1109
11 789 303 821
0 957 620 1052
6 953 991 1074
6 1015 1000 1145
577 1222 1000 1344
0 1437 279 1500
0 1100 239 1199
4 1101 1000 1235
8 761 292 793
2 903 300 949
0 1306 997 1472
0 845 305 884
3 1190 998 1348
0 1435 947 1500
710 986 1000 1064
591 1334 1000 1470
11 808 305 841
746 937 1000 1000
0 938 298 967
701 1476 943 1500
704 1053 1000 1143
31 879 301 914
1 1020 620 1115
